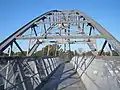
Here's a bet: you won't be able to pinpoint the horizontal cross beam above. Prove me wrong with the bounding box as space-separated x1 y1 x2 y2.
36 20 87 24
16 35 103 40
33 40 96 44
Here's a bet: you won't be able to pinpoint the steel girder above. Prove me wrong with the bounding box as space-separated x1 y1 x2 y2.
0 10 120 55
0 56 62 89
0 10 58 55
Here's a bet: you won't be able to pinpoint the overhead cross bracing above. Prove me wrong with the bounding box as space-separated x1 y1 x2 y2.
0 10 120 56
0 10 120 90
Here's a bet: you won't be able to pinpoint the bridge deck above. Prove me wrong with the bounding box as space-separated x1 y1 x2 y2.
39 62 86 90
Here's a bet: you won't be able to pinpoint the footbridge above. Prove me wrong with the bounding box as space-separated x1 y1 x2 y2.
0 10 120 90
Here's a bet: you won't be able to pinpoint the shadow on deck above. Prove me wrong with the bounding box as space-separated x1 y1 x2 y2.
36 63 86 90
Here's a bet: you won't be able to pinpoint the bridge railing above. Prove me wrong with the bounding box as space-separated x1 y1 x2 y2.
0 56 63 90
71 55 120 90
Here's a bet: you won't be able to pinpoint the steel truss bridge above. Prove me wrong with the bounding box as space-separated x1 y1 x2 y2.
0 10 120 90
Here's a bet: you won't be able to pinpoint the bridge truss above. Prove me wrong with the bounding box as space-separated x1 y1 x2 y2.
0 10 120 90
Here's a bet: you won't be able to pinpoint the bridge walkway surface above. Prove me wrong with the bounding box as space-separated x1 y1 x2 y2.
36 62 86 90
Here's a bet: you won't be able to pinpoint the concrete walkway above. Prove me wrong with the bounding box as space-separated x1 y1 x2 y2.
40 63 86 90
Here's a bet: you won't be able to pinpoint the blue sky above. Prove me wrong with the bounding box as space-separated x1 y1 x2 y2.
0 0 120 51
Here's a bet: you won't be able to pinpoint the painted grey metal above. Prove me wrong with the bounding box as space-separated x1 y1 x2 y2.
1 10 120 55
16 35 103 40
99 40 107 55
0 10 120 90
0 10 58 53
17 63 28 90
14 40 26 55
76 10 120 54
27 24 55 56
28 41 39 56
71 56 120 90
0 56 63 90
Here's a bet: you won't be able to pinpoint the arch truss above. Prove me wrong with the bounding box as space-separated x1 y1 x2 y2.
0 10 120 56
0 10 120 90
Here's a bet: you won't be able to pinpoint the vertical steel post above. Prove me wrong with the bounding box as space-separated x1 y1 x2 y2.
27 29 32 56
17 63 27 90
47 45 50 56
4 43 13 89
55 45 57 56
99 40 107 56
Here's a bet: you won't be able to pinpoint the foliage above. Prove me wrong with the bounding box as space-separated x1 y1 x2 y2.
14 51 27 56
0 52 8 56
85 51 93 56
33 50 43 56
1 45 119 57
33 44 61 56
